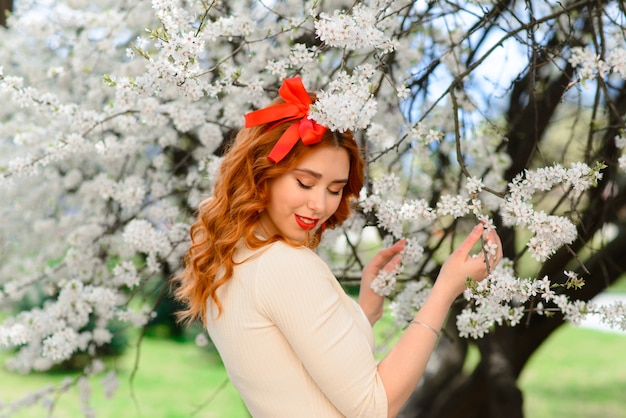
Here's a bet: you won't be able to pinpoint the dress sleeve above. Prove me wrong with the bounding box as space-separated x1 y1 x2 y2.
254 243 388 418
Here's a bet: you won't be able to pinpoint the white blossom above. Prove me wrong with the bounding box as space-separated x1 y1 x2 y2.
465 176 485 195
437 194 471 218
309 66 378 132
500 163 601 261
195 333 209 347
102 371 120 399
389 280 432 325
315 5 397 53
366 123 396 149
122 219 172 256
42 328 81 362
370 264 402 296
116 306 154 327
400 200 436 223
85 359 106 375
113 261 140 289
596 301 626 331
401 238 426 265
569 46 610 80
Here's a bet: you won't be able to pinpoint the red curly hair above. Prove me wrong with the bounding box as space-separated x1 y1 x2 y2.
173 96 365 325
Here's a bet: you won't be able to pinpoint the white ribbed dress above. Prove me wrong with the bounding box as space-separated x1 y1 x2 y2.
206 240 388 417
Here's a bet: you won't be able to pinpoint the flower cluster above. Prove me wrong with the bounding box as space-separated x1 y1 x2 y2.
315 5 398 53
0 280 125 373
389 279 433 325
370 264 402 297
408 122 445 147
459 263 626 338
360 173 436 240
122 219 173 272
267 44 317 79
309 65 378 132
500 163 602 261
569 40 626 81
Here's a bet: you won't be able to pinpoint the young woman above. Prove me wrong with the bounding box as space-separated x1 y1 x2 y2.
174 77 502 417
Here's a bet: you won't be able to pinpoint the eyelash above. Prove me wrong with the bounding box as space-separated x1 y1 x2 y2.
296 180 312 189
297 180 342 196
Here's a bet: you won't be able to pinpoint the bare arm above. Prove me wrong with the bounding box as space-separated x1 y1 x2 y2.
376 224 502 417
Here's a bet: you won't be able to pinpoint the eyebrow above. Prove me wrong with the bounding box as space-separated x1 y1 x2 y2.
293 168 349 184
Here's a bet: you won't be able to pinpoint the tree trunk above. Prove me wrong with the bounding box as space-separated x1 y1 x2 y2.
0 0 12 27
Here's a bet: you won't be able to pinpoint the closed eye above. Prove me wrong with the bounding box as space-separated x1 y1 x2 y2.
297 179 313 189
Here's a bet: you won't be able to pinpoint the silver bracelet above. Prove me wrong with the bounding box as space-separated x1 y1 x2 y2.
409 320 440 338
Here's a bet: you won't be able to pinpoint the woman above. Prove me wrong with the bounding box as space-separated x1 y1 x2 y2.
174 77 502 417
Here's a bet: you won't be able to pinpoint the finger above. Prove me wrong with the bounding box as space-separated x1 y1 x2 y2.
483 229 503 259
373 240 406 265
493 232 504 258
363 241 405 279
483 227 500 243
482 244 502 272
484 251 497 266
454 224 484 258
389 239 406 252
381 254 402 274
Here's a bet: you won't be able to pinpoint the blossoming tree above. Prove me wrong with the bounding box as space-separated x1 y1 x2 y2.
1 0 625 417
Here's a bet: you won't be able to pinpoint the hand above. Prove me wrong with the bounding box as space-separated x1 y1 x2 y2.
362 240 406 288
436 223 503 296
359 240 406 324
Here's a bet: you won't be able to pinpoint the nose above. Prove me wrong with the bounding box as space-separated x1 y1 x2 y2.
307 188 326 215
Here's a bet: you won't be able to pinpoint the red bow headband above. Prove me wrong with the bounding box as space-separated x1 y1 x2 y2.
244 77 327 163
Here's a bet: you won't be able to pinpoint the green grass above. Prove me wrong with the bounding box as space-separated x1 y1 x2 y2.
1 324 624 418
521 275 626 417
0 337 249 418
519 325 626 418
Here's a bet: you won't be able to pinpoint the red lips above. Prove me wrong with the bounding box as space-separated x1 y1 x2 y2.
295 215 319 231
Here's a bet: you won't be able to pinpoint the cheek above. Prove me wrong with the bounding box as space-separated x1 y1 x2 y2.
269 178 295 207
328 195 344 215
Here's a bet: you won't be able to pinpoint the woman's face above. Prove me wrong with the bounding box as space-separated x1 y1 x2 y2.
258 146 350 242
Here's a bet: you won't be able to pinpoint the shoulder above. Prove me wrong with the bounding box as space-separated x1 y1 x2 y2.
249 242 342 319
239 240 325 268
248 241 332 286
